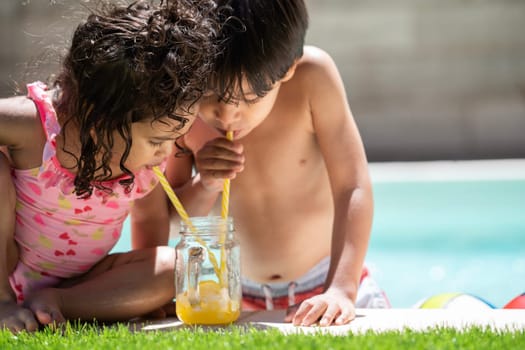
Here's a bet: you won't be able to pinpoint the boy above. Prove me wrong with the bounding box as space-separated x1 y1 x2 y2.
166 0 389 327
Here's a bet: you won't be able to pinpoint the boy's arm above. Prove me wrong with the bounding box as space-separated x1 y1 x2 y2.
130 184 170 249
165 147 220 217
293 47 374 326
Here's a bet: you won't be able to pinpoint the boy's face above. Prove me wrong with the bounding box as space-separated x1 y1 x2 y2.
198 79 282 139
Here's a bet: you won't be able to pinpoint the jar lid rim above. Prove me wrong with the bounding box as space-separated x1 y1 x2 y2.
179 216 234 231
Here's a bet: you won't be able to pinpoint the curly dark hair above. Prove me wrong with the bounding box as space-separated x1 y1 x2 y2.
53 0 223 198
212 0 308 102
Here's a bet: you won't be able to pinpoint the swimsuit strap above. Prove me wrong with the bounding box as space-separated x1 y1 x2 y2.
27 82 63 164
26 81 61 143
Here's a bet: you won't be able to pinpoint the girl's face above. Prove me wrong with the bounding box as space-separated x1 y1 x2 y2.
197 79 283 139
110 112 196 175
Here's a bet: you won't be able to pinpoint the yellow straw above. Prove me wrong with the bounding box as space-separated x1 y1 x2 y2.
153 166 195 231
152 166 220 277
221 131 234 219
218 131 234 287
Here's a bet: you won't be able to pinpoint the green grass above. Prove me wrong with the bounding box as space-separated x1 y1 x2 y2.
1 323 524 350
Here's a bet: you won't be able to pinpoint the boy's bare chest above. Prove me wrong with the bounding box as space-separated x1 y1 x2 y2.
233 111 326 197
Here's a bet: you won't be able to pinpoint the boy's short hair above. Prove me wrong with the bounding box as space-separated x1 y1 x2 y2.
214 0 308 101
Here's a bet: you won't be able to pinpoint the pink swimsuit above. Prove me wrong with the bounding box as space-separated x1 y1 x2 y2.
9 82 162 303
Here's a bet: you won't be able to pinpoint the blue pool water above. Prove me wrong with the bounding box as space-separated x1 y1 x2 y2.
113 169 525 308
367 179 525 308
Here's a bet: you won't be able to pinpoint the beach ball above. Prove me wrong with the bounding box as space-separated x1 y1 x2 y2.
414 292 495 310
503 293 525 309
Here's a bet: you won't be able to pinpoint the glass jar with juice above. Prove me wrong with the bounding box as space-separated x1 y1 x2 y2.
175 216 241 325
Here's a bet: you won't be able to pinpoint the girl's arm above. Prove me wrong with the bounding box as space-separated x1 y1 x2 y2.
130 184 171 249
0 110 41 332
0 150 16 303
0 95 45 169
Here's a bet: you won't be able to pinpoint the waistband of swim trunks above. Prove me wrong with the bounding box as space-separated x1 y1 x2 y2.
241 257 329 298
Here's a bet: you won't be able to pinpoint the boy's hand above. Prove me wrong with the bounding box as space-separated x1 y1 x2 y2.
194 137 244 192
285 289 356 327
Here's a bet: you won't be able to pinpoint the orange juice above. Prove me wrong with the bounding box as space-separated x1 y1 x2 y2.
176 280 240 325
175 216 241 325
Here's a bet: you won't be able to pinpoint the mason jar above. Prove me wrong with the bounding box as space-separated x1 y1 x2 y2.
175 216 241 325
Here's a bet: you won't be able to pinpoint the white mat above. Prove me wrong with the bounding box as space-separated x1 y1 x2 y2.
133 309 525 335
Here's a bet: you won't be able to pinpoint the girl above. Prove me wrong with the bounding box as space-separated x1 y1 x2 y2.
0 0 222 333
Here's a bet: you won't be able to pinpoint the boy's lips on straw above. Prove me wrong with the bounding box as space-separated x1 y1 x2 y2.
218 128 239 138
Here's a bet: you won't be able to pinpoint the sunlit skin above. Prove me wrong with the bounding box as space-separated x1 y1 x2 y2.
0 87 197 332
56 110 195 178
166 46 374 327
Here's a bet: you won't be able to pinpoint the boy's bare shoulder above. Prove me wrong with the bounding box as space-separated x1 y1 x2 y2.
294 46 340 84
302 45 333 62
299 46 336 69
289 46 344 104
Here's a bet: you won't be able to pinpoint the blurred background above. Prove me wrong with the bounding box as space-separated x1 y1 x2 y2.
1 0 524 160
1 0 524 308
306 0 525 161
